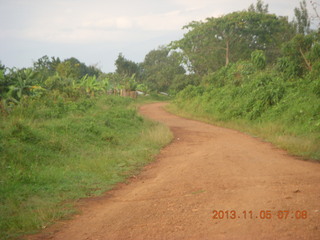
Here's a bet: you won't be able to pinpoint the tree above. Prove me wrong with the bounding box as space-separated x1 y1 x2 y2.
170 74 201 94
55 57 100 80
33 55 61 80
85 65 102 78
56 61 80 79
141 47 185 91
248 0 269 14
311 1 320 30
170 20 225 75
171 11 292 75
280 32 320 75
115 53 141 78
294 0 311 35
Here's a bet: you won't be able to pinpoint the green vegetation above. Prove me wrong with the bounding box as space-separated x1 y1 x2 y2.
113 47 187 94
170 64 320 160
165 0 320 161
170 1 292 75
1 0 320 238
0 54 172 239
168 1 319 160
0 94 172 239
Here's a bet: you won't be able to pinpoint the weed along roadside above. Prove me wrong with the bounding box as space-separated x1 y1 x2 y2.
0 95 172 240
167 75 320 162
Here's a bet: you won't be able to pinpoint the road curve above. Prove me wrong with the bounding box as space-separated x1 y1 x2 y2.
28 102 320 240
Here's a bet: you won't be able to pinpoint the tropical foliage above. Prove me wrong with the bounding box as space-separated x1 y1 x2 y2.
0 56 171 239
171 0 320 160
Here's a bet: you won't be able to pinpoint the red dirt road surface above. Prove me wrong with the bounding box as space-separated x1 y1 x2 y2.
28 102 320 240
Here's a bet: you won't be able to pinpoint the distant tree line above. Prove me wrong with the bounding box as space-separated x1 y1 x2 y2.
112 0 320 94
1 0 320 100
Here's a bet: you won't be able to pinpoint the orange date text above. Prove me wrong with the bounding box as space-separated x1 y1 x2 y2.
212 210 308 220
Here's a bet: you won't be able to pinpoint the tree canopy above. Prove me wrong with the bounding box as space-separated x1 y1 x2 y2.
141 47 185 92
294 0 311 35
170 10 293 76
114 53 140 77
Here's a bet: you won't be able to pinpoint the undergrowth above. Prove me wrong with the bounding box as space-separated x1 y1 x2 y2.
0 94 172 240
171 61 320 161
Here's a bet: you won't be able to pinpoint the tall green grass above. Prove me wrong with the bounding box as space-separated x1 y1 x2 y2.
0 95 172 239
171 63 320 161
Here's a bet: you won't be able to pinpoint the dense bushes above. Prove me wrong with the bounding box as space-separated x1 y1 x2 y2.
169 2 320 161
174 62 320 159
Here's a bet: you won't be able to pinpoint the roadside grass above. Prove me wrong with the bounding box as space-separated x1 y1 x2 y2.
166 103 320 161
0 95 172 240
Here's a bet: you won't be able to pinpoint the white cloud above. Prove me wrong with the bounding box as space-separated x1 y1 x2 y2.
0 0 311 72
0 0 250 45
18 7 206 44
134 11 186 31
171 0 213 9
82 17 133 30
22 26 139 44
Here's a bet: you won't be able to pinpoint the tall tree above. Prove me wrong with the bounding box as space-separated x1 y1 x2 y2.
56 61 80 79
141 47 185 91
280 32 320 75
311 0 320 29
33 55 61 81
114 53 140 78
294 0 311 34
55 57 100 79
171 11 292 75
248 0 269 13
170 20 225 75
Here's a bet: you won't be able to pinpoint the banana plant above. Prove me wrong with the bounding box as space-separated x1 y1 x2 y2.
7 68 39 101
0 89 19 114
99 77 109 92
136 83 150 95
123 74 137 91
80 75 103 96
29 85 47 98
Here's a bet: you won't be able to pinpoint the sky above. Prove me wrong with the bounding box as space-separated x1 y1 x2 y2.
0 0 317 72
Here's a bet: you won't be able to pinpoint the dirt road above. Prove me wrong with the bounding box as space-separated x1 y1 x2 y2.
28 102 320 240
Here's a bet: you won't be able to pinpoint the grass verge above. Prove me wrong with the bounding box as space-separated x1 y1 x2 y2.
0 95 172 240
166 103 320 161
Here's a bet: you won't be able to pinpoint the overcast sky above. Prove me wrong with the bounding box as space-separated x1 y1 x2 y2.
0 0 316 72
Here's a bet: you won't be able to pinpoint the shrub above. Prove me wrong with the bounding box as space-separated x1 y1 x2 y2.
251 50 266 70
